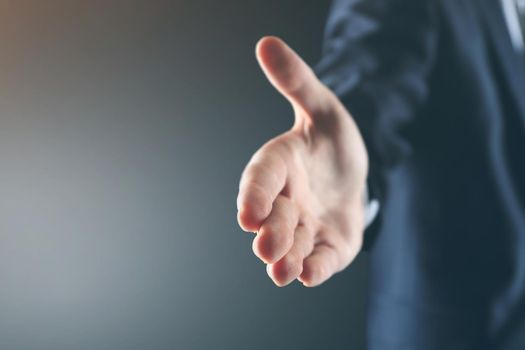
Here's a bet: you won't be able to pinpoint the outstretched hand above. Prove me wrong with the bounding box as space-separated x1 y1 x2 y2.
237 36 369 287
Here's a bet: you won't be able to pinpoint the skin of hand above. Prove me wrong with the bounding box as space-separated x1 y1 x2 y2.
237 36 369 287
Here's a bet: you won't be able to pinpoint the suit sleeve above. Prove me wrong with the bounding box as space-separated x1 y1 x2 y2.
314 0 439 249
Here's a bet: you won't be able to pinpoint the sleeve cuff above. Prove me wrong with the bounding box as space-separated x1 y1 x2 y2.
363 185 380 228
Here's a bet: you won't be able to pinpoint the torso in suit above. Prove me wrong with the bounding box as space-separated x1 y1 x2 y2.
315 0 525 348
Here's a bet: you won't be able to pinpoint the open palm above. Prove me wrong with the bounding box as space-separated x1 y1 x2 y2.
237 37 369 287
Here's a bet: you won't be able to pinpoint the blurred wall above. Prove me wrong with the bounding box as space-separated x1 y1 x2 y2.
0 1 368 349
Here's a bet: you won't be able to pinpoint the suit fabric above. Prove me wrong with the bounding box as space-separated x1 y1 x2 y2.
315 0 525 348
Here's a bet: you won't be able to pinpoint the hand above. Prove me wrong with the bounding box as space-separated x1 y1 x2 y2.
237 36 369 287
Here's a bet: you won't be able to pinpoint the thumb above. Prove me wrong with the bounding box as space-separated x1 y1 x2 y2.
256 36 334 119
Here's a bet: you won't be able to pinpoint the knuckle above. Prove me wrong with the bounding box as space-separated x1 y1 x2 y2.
264 137 293 160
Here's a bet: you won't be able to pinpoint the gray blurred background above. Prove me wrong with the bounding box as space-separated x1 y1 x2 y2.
0 1 368 349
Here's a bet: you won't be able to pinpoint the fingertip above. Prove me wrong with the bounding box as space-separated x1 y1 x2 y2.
297 275 315 288
236 189 272 232
255 36 294 84
298 277 317 288
255 36 284 61
254 35 324 117
252 233 274 264
267 263 296 287
270 254 303 286
252 227 293 264
299 262 326 288
266 264 284 287
296 275 310 287
237 208 261 233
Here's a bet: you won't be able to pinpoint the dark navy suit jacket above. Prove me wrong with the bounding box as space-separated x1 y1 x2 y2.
315 0 525 349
